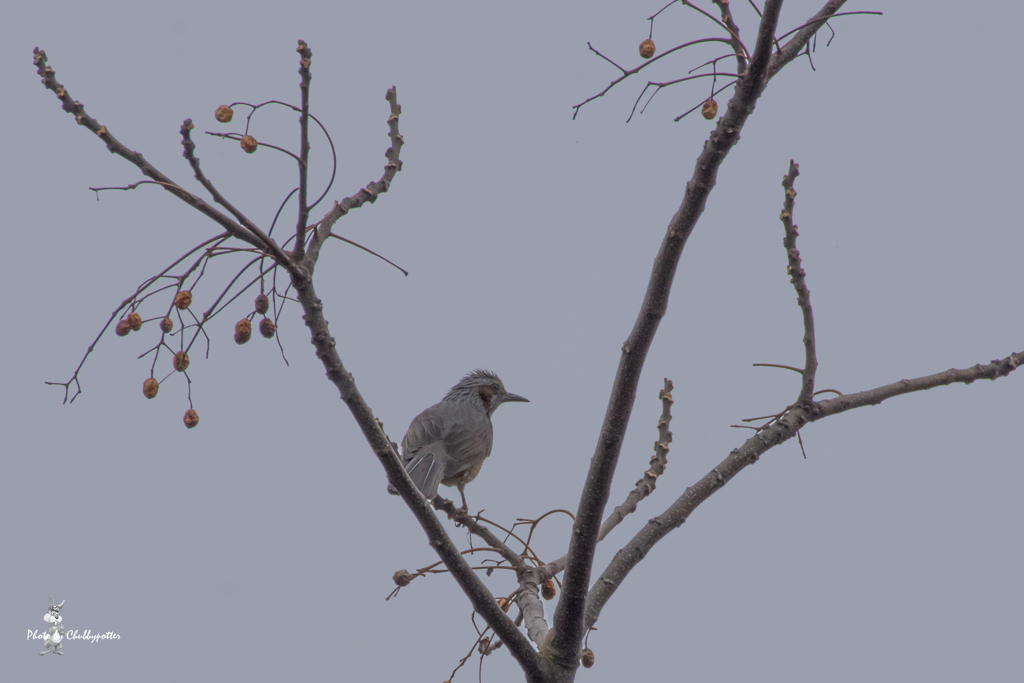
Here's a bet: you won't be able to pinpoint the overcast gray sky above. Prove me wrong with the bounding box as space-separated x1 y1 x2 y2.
3 2 1022 681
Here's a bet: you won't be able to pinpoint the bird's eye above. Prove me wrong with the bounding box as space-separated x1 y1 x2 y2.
492 384 499 391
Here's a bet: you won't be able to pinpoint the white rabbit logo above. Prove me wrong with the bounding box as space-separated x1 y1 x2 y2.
40 596 66 656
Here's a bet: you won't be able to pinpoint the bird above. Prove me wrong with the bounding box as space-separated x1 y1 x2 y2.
388 369 528 511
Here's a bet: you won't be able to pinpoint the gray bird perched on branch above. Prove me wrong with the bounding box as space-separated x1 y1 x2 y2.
387 369 528 511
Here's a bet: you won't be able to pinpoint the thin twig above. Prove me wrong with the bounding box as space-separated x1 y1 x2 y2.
681 0 750 61
627 72 739 123
753 362 803 374
775 11 883 43
712 0 749 74
673 80 737 121
306 87 404 268
572 38 733 119
598 379 674 544
294 40 313 259
328 234 408 276
180 120 263 237
780 160 817 406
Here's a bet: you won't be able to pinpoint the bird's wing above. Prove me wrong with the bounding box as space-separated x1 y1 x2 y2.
401 403 492 497
400 411 449 499
439 412 493 479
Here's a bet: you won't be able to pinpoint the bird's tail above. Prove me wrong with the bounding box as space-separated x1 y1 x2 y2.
387 446 446 500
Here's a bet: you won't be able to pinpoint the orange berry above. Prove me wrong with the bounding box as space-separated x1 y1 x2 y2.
235 319 252 344
702 98 719 120
174 290 192 310
173 351 189 372
215 105 234 123
259 318 276 339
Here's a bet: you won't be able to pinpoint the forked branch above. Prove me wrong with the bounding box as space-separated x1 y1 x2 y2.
549 2 786 669
32 48 296 273
584 350 1023 631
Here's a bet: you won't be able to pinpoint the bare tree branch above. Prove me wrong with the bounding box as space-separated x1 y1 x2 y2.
294 40 313 259
572 38 733 119
547 2 786 672
713 0 749 74
180 120 264 241
44 231 230 403
681 0 750 63
264 49 541 680
764 2 881 80
36 5 906 678
32 48 297 274
775 10 882 44
538 379 674 584
779 161 817 405
583 350 1023 631
292 276 544 682
32 42 534 677
434 500 525 568
305 87 404 270
518 565 551 647
598 378 674 543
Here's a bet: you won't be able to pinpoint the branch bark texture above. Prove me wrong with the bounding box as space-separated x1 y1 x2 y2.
780 160 817 405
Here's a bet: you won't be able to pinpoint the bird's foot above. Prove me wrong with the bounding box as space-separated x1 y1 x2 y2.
451 506 471 526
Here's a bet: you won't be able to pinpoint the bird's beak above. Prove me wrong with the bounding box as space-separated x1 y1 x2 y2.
504 392 529 403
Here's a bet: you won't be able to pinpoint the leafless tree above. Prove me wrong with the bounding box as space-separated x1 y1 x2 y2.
34 2 1021 682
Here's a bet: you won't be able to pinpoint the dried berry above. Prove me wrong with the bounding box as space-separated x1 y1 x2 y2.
115 319 131 337
174 290 192 310
143 377 159 399
392 569 412 587
183 408 199 429
240 135 258 154
235 318 252 344
214 104 234 123
126 311 142 331
259 317 276 339
542 579 556 600
160 316 174 333
702 98 719 120
173 351 190 372
581 648 595 668
639 39 656 59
